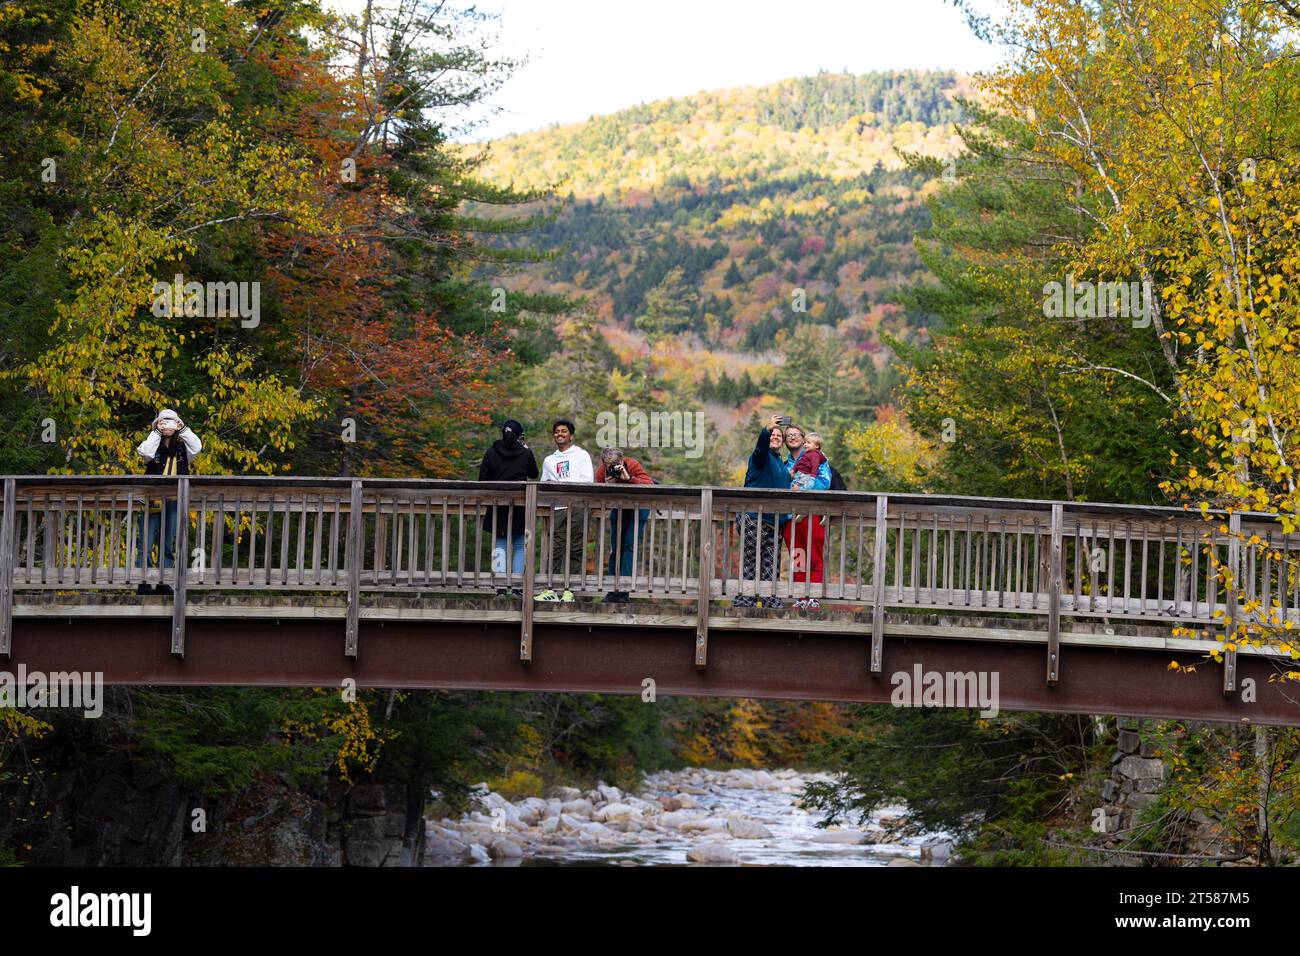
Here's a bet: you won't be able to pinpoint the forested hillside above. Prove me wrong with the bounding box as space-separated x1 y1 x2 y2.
475 71 969 482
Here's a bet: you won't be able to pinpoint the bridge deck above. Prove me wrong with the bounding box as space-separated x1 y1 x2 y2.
8 591 1271 652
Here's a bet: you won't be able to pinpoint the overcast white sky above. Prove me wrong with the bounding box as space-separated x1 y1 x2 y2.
327 0 1005 141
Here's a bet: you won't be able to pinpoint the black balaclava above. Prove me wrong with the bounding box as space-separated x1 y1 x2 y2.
501 419 524 449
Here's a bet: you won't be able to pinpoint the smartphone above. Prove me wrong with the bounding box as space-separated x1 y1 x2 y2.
778 416 792 427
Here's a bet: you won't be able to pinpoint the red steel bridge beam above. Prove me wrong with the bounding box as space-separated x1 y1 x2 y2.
7 614 1297 727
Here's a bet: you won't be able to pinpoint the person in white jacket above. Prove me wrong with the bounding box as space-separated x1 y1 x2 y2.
135 408 202 595
541 419 593 590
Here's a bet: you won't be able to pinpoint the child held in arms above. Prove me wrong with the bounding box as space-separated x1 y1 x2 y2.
790 432 826 490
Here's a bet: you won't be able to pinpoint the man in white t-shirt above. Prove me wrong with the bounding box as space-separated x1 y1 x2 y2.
541 419 594 587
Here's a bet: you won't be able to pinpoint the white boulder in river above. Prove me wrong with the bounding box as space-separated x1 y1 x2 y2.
687 844 740 864
593 803 641 823
489 839 523 859
657 809 700 828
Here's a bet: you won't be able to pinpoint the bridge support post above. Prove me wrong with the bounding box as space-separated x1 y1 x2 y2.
0 478 14 657
171 477 189 657
870 495 888 673
1224 512 1241 694
345 479 362 658
695 488 713 668
520 482 537 662
1047 503 1062 684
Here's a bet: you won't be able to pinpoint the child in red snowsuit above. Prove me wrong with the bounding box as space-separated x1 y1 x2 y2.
790 443 827 490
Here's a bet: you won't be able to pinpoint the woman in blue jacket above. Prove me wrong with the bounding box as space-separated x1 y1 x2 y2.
733 414 791 608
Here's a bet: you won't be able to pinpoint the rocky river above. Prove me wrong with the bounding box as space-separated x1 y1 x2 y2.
424 768 954 866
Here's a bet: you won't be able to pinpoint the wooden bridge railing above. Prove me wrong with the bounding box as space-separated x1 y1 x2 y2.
1 476 1292 689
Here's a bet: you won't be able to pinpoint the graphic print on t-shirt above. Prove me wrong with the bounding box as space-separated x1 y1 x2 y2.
556 459 570 479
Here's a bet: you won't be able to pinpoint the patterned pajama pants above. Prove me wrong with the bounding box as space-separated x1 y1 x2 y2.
734 514 781 605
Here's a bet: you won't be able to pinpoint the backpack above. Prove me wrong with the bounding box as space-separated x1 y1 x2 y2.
828 465 848 492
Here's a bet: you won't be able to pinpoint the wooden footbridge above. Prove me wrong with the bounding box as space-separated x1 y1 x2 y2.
2 476 1297 725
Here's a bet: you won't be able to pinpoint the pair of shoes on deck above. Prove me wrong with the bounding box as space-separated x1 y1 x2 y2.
534 588 575 603
792 598 821 611
731 594 784 609
603 591 630 604
495 587 525 598
136 582 174 597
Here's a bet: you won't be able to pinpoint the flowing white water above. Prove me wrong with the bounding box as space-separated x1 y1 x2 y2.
425 767 953 867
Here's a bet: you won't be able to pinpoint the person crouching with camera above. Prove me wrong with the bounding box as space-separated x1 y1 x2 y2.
594 447 653 603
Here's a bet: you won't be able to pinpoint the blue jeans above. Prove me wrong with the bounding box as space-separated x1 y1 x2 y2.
138 500 178 570
492 532 527 576
607 508 650 580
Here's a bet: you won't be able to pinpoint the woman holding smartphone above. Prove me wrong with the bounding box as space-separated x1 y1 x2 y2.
732 413 792 608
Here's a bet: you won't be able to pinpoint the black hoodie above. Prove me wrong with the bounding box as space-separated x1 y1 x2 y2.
478 438 540 535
